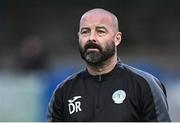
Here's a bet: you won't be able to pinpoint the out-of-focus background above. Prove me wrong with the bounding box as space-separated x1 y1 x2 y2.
0 0 180 121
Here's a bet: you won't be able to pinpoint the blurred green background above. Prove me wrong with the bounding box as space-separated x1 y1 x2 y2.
0 0 180 121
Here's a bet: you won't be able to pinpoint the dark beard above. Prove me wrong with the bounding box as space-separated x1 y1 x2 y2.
79 41 115 66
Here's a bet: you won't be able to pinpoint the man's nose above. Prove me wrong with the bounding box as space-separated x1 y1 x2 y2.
89 31 97 42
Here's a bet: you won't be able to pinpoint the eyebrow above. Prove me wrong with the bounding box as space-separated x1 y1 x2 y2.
80 27 89 31
80 26 108 32
96 26 108 31
80 27 89 30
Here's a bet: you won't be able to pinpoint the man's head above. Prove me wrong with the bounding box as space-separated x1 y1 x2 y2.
78 8 122 66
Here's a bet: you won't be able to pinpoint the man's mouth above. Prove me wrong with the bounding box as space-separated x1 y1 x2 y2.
86 48 100 52
85 43 101 52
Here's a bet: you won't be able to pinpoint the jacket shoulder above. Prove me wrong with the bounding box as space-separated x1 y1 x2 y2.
119 63 170 121
55 69 86 90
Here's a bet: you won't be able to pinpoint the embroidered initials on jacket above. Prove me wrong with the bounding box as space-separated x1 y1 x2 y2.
68 96 82 115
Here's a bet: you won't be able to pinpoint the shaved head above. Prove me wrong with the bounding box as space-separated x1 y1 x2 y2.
79 8 119 32
78 8 122 66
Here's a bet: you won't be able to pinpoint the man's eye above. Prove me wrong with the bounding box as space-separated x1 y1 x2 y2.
98 30 105 33
81 30 89 34
82 31 87 34
97 30 106 35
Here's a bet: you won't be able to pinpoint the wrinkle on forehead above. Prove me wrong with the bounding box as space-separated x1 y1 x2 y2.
80 8 119 32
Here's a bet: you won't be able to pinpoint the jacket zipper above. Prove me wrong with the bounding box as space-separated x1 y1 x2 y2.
96 75 102 112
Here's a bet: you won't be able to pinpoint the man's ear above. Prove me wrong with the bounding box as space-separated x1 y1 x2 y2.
114 32 122 46
78 32 80 37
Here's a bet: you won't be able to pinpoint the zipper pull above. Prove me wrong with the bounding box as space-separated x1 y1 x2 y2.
99 75 102 82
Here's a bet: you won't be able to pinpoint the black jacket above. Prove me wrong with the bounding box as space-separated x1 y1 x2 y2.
47 61 171 122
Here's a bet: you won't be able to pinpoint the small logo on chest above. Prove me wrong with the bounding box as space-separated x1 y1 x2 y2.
112 90 126 104
68 96 82 115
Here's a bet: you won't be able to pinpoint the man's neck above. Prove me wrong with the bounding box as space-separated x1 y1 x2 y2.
86 55 118 76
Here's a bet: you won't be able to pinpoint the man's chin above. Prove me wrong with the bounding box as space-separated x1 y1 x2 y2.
84 55 104 66
86 61 103 66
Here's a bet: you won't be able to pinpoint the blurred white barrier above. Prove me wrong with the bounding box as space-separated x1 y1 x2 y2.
0 72 44 121
166 81 180 122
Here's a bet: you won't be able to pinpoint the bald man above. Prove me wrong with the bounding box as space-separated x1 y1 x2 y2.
47 8 171 122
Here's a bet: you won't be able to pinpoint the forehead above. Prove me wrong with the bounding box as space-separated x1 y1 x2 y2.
80 13 114 28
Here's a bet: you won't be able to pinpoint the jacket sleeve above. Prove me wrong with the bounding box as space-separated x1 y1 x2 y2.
141 77 171 122
47 83 64 122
